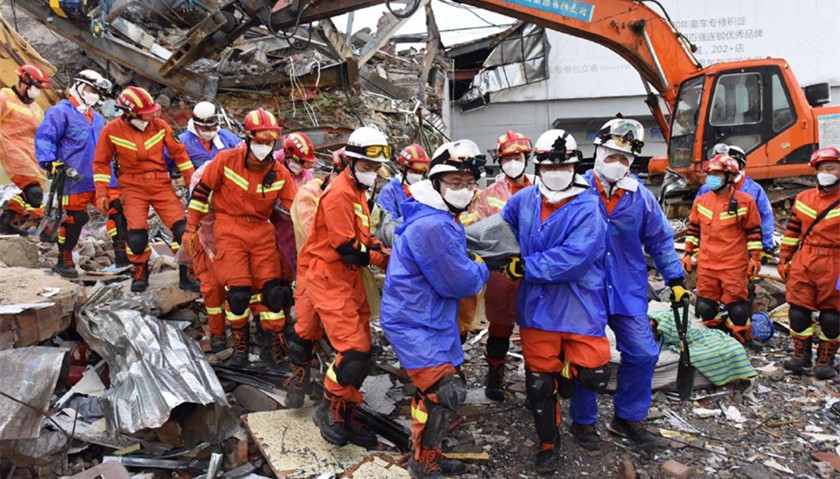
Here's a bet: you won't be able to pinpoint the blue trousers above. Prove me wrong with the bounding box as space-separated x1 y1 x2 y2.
569 314 659 424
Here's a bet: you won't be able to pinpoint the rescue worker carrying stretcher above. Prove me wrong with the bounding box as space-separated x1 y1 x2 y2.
380 139 489 479
93 86 196 292
500 129 611 473
683 154 763 348
376 144 431 220
36 70 128 278
185 108 297 367
0 65 50 236
466 130 533 401
571 118 685 451
780 146 840 380
288 126 389 448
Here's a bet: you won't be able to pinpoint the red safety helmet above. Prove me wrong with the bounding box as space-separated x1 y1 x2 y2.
396 144 430 172
117 86 160 116
809 146 840 168
332 147 349 172
16 64 51 87
494 130 532 160
704 153 741 175
244 108 282 141
284 132 316 166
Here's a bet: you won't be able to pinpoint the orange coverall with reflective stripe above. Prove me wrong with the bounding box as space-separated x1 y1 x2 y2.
780 188 840 312
0 87 45 223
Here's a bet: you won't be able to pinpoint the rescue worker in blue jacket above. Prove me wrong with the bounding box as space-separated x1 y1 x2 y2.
500 129 610 474
570 118 688 451
696 143 775 259
380 140 489 479
376 144 430 220
35 70 127 277
168 101 241 170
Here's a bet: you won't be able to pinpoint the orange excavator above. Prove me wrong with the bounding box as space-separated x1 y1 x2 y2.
250 0 839 199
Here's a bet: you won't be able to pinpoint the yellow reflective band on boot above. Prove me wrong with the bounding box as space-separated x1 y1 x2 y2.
260 310 285 322
411 404 428 424
791 324 815 340
225 309 249 324
819 330 840 341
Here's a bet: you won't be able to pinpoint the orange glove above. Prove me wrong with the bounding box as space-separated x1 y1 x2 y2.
747 251 762 281
777 256 790 281
681 254 694 274
95 194 109 215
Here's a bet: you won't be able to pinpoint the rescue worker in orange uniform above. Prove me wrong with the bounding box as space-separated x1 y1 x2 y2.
289 126 389 448
469 130 533 401
93 86 196 292
683 154 763 347
0 65 50 236
376 144 430 220
279 132 318 187
291 148 349 252
381 139 489 479
36 70 127 278
780 147 840 380
500 129 610 473
185 108 297 367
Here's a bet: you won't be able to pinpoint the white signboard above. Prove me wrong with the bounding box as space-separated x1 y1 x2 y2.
491 0 840 101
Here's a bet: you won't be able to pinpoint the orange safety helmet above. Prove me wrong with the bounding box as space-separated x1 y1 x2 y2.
704 153 741 175
117 86 160 116
16 64 51 87
284 132 316 166
809 146 840 168
244 108 282 141
494 130 532 159
396 144 430 172
332 147 349 172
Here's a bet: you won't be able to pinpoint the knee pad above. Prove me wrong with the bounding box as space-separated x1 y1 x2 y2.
485 335 510 360
577 365 611 393
126 229 149 256
334 350 372 389
525 370 556 401
789 304 814 334
22 184 43 208
171 219 187 246
726 300 751 327
287 332 314 365
819 310 840 339
427 374 467 411
69 210 89 226
696 297 719 322
262 279 292 312
227 286 252 316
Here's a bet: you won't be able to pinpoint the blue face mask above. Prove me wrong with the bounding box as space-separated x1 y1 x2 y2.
705 175 724 191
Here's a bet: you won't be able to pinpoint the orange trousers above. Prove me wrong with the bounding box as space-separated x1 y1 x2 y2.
519 327 611 374
406 363 458 460
787 246 840 311
5 176 44 227
696 266 749 305
119 173 185 264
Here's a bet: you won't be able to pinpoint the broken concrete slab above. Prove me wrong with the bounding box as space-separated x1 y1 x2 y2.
0 267 85 349
233 385 280 413
0 346 68 440
343 455 410 478
244 408 368 477
0 235 39 267
121 269 200 315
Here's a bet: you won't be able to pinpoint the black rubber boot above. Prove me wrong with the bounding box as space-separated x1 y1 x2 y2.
783 336 813 373
608 415 661 451
0 209 26 236
210 333 227 353
408 447 445 479
284 361 310 408
179 264 201 292
529 396 559 473
343 401 378 449
113 239 130 268
130 262 150 292
313 392 349 446
814 340 839 380
570 422 602 451
52 249 79 278
229 327 250 367
484 356 506 402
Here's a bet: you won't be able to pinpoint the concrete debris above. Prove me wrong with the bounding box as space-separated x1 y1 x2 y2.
67 461 131 479
0 235 39 267
661 459 692 479
233 385 280 413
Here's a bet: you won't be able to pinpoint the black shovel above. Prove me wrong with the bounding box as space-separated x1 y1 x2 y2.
673 297 695 400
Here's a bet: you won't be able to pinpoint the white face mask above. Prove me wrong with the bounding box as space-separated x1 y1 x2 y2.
817 172 839 187
501 159 526 179
540 170 574 191
287 161 303 175
405 171 424 185
250 143 274 161
130 118 149 131
26 85 41 100
354 168 378 187
82 91 100 107
198 129 217 142
443 187 474 211
600 162 629 183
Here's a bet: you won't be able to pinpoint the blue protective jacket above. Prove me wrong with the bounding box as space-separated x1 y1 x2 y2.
35 99 116 193
501 186 608 336
697 176 774 249
380 198 489 369
164 128 241 171
377 177 409 219
584 171 684 317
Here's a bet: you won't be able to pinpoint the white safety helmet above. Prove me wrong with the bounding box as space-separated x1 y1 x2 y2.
345 126 391 163
74 69 112 95
593 118 645 155
532 129 582 165
711 143 747 169
192 101 219 127
429 139 486 179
